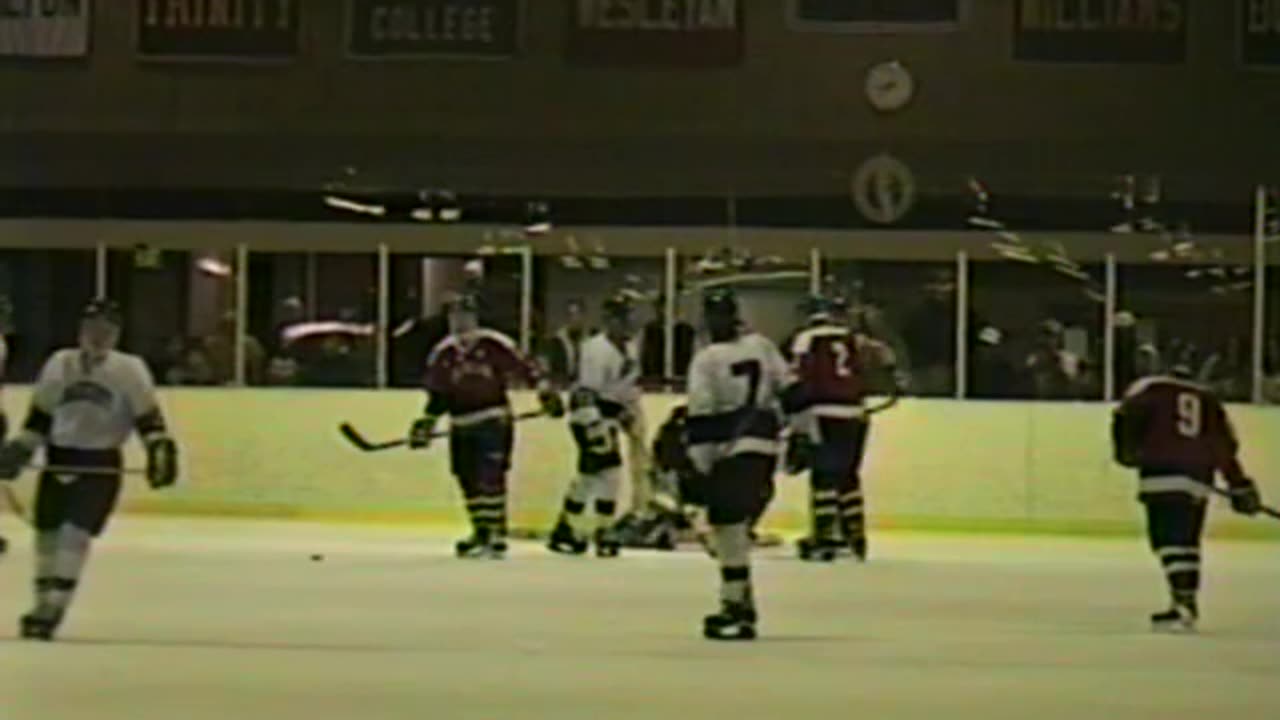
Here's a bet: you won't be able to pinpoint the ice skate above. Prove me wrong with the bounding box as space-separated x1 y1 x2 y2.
849 536 868 562
547 520 587 556
796 536 838 562
703 601 757 641
485 538 508 560
1151 601 1198 634
594 527 621 558
20 611 62 642
455 532 491 559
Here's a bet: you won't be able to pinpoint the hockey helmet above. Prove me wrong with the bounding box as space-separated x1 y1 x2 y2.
602 292 634 321
82 297 123 326
442 291 480 315
702 287 739 320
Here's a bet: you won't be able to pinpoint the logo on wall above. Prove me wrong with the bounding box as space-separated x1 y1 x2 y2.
1242 0 1280 67
347 0 521 59
0 0 91 57
566 0 742 67
851 154 916 225
1012 0 1188 63
135 0 300 60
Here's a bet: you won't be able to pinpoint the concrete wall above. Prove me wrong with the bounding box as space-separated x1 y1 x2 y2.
3 386 1277 539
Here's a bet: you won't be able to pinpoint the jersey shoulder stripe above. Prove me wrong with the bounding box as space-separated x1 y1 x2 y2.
475 328 518 352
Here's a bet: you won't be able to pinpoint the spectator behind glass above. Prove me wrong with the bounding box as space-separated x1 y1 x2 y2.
166 338 217 386
970 326 1019 399
299 334 364 387
640 295 695 383
150 335 187 385
205 312 266 385
902 270 956 396
1023 319 1086 399
540 298 591 387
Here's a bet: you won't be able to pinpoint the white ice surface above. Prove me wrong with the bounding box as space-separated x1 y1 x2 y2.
1 517 1277 720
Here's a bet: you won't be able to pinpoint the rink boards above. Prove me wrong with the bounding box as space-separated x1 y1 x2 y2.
2 387 1278 539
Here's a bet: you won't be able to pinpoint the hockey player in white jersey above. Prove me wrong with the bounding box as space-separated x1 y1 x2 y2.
686 288 798 640
0 299 178 641
547 294 641 558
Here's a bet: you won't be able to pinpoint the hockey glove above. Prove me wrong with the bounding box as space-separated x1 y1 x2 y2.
784 432 814 475
409 415 439 450
0 439 34 481
145 436 179 490
537 388 566 419
1229 479 1262 517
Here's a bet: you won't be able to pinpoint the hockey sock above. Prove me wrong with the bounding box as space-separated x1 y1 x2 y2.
464 495 489 537
472 496 505 540
34 531 59 610
594 499 617 530
39 525 92 617
712 523 752 606
839 486 866 541
1156 545 1201 605
811 485 839 541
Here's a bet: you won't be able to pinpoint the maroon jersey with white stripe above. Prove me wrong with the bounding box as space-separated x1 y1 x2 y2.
1114 375 1243 485
424 329 539 425
789 325 867 417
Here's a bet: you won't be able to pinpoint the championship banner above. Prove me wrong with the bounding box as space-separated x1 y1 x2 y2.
0 0 91 57
788 0 963 33
347 0 521 59
1242 0 1280 67
1013 0 1188 63
567 0 742 68
135 0 300 60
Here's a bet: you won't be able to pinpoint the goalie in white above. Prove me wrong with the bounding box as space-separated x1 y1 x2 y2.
685 288 799 640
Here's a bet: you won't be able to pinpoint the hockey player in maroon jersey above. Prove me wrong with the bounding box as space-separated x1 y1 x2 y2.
1112 354 1262 632
786 295 905 562
410 292 564 559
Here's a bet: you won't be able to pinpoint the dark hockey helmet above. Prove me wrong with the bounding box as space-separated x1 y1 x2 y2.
442 291 480 315
1169 343 1199 379
702 286 739 319
82 297 123 326
602 292 634 320
802 294 831 320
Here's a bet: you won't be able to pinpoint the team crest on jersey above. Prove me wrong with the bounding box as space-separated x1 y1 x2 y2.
452 361 495 384
60 381 114 408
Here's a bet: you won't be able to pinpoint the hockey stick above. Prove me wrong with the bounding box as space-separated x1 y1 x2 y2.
338 409 547 453
1206 484 1280 522
2 484 29 527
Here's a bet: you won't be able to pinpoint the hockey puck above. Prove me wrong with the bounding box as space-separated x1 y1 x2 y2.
310 554 324 562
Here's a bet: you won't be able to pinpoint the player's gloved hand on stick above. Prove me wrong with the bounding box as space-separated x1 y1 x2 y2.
145 435 179 489
537 387 565 418
1229 478 1262 516
408 415 439 450
0 439 34 481
784 432 814 475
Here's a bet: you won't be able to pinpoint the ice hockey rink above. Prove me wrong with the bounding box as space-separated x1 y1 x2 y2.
1 517 1277 720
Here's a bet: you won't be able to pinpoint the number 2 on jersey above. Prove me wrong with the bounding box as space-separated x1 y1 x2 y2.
1176 392 1201 438
831 341 852 378
731 360 762 411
